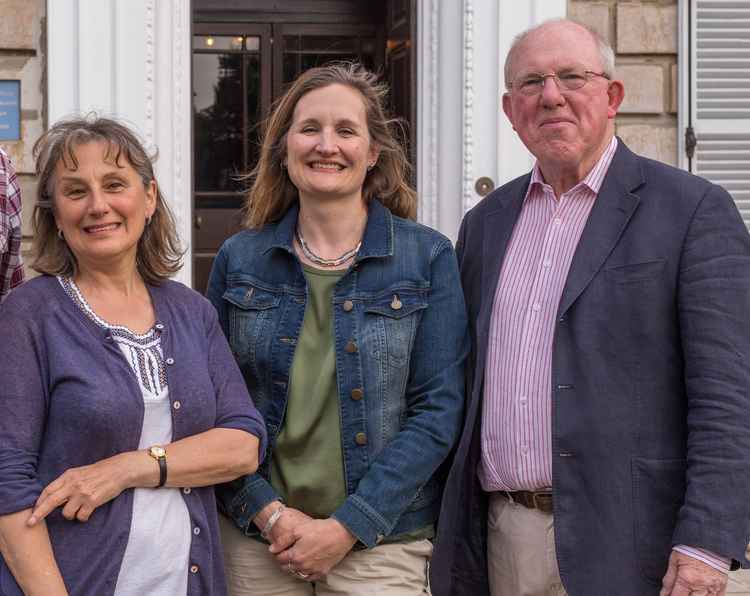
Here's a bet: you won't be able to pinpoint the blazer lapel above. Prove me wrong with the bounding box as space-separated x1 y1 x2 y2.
557 141 645 318
478 175 530 337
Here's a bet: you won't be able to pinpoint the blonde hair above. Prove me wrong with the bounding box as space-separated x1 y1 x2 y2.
243 62 417 228
32 116 183 284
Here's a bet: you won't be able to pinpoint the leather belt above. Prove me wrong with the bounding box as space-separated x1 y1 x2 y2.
505 490 553 514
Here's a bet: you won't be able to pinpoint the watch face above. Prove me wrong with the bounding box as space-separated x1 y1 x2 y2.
150 446 166 458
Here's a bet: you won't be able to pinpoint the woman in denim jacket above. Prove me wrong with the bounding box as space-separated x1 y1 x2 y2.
207 63 468 595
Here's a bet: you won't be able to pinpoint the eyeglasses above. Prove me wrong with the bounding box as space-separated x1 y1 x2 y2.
508 69 611 96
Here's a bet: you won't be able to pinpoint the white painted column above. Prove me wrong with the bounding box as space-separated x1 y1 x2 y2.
47 0 193 285
416 0 566 240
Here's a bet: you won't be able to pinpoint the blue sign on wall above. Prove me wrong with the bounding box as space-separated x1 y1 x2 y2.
0 81 21 141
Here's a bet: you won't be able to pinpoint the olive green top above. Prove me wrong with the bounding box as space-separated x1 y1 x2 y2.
271 265 347 519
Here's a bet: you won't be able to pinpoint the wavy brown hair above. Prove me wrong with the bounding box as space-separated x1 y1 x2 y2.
31 116 183 285
244 62 417 228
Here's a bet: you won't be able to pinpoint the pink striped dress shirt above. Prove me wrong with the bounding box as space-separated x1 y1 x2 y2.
480 137 617 493
478 136 730 573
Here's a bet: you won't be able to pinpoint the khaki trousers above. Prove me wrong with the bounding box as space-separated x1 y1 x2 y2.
219 515 432 596
487 492 568 596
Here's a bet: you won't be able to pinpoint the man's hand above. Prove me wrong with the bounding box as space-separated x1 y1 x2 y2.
28 453 138 525
271 518 357 581
660 550 728 596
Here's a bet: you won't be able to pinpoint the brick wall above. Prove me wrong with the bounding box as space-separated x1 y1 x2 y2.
0 0 46 260
569 0 679 166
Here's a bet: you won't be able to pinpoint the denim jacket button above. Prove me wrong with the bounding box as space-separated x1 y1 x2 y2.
350 388 364 400
390 294 403 310
355 432 367 446
343 300 354 312
345 341 358 353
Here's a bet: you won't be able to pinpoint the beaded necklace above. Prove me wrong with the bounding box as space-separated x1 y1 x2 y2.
295 226 361 268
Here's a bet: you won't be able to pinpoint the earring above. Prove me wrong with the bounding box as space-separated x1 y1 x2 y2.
145 215 152 226
281 160 288 169
367 162 375 171
57 229 64 240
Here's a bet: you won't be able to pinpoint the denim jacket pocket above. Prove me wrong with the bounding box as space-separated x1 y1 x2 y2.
363 291 428 368
223 285 281 397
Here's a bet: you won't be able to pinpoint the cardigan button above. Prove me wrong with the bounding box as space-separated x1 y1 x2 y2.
190 564 199 574
155 323 165 330
166 357 175 365
173 401 182 410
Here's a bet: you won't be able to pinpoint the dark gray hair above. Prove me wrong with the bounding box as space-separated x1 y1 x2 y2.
504 19 616 90
31 115 183 284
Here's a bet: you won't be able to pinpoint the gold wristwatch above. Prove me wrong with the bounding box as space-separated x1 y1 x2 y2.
148 445 167 487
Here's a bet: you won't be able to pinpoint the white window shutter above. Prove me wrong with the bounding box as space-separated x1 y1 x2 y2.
688 0 750 229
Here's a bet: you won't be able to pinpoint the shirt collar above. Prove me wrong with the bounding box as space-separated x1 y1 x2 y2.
525 136 619 200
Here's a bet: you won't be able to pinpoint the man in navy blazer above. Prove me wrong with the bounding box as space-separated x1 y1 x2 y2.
431 19 750 596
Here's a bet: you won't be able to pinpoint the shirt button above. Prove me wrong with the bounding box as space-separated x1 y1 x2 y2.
173 401 182 410
351 388 364 400
345 341 358 353
190 564 199 574
355 432 368 446
183 488 191 494
519 395 527 403
542 260 552 268
343 300 354 312
553 218 562 225
193 527 201 535
166 357 175 365
531 303 541 312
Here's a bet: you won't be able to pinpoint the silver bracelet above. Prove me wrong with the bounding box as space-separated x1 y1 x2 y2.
260 504 286 539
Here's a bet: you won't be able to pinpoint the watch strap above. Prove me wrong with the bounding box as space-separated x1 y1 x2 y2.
155 453 167 488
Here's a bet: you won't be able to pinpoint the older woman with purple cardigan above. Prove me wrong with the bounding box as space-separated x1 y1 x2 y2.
0 117 266 596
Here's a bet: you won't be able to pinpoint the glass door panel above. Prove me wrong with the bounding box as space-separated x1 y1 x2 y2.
192 24 270 293
193 51 244 192
274 24 383 97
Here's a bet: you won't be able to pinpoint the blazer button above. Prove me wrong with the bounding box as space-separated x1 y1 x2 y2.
351 388 364 401
345 341 358 353
343 300 354 312
355 432 367 446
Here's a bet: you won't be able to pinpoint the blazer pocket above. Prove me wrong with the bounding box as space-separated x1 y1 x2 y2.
632 457 686 585
605 259 666 284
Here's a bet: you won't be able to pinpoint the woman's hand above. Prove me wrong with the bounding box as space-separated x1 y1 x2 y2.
270 518 357 581
28 452 142 526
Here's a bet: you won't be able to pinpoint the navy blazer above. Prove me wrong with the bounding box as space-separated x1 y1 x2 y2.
431 140 750 596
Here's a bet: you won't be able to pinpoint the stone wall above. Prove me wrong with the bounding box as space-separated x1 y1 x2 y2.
0 0 45 260
569 0 679 166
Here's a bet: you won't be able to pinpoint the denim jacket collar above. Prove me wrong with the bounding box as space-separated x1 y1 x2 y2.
266 199 395 261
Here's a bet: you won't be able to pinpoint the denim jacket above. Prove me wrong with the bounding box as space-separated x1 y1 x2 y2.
207 199 468 548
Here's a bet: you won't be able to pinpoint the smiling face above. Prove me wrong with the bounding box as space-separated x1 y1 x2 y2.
53 140 156 272
285 83 379 205
502 21 624 183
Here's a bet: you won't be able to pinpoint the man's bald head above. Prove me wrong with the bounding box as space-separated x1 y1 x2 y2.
504 19 615 90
